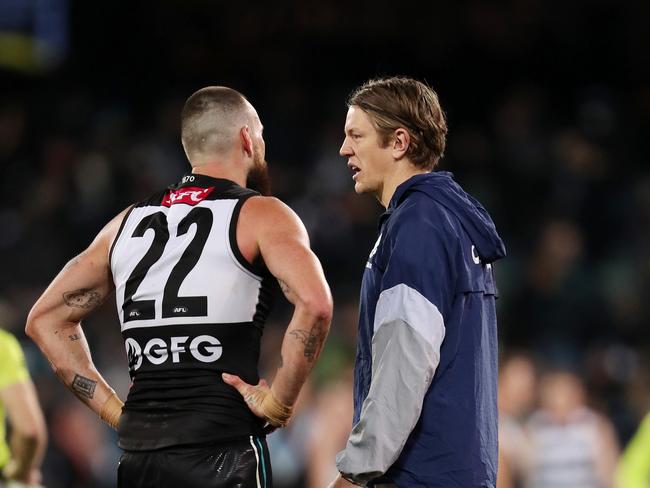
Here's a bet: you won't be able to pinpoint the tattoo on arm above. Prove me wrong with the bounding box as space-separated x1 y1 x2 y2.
71 374 97 400
279 354 284 369
63 289 102 309
69 333 81 341
289 324 325 362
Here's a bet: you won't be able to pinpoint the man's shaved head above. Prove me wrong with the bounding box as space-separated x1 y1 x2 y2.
181 86 258 165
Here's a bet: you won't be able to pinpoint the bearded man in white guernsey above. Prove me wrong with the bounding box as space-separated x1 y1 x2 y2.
26 86 333 488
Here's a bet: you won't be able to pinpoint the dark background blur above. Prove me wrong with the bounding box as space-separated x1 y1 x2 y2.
1 1 649 487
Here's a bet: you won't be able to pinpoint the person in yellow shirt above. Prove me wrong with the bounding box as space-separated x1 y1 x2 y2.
617 411 650 488
0 329 47 487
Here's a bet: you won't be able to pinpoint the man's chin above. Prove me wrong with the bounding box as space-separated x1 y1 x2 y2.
354 182 369 194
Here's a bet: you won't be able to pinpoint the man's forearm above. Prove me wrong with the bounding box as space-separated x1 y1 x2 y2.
221 301 331 428
27 319 118 421
270 303 330 406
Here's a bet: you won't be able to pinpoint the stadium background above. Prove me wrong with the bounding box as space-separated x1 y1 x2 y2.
0 0 648 486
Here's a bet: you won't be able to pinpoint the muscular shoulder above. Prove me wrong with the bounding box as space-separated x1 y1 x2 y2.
98 206 134 255
236 196 309 264
240 196 307 237
241 195 297 219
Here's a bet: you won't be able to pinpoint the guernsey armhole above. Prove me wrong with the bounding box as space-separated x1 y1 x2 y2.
227 196 264 281
108 205 136 274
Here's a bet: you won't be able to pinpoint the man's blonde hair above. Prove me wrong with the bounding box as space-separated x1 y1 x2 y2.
348 77 448 170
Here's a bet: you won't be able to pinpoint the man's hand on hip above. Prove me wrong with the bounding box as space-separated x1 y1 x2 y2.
222 372 293 430
222 373 270 419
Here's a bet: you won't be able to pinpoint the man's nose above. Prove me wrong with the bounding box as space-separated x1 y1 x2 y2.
340 139 352 157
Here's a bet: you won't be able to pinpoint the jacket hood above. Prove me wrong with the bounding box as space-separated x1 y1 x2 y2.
389 172 506 263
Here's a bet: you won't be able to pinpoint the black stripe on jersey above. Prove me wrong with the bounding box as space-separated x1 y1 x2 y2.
253 274 273 331
228 194 266 277
123 321 261 379
134 189 167 208
120 320 266 450
109 205 135 267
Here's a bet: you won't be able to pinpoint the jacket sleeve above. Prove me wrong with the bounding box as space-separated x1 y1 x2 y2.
336 214 455 485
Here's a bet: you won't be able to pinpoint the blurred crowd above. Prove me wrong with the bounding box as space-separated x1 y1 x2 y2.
1 0 649 487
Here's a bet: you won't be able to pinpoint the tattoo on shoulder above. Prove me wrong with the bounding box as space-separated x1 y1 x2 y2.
289 324 325 362
71 374 96 400
69 333 82 342
63 289 102 309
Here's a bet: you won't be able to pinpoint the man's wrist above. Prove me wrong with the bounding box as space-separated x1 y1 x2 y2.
260 389 293 427
100 391 124 430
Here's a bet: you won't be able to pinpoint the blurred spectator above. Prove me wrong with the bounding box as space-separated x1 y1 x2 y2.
497 352 537 488
266 384 315 488
616 411 650 488
44 401 117 488
525 369 619 488
306 368 353 488
0 328 47 487
505 219 611 358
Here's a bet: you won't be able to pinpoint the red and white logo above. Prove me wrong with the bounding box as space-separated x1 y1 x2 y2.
162 187 214 207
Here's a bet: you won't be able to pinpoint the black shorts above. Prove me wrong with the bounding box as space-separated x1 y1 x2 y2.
118 436 272 488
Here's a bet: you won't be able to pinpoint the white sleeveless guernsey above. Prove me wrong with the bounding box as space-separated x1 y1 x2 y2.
109 174 271 450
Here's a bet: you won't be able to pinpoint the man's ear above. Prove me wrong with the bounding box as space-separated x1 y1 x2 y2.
241 125 254 158
392 128 410 160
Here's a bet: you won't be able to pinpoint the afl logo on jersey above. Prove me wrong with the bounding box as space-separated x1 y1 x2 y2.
162 186 215 207
124 335 223 371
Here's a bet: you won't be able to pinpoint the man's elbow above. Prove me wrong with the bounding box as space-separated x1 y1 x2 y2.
25 306 45 343
304 294 333 326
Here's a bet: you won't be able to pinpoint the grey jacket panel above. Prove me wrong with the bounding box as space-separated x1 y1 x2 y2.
336 285 445 484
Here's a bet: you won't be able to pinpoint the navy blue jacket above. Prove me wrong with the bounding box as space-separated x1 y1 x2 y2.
336 172 506 487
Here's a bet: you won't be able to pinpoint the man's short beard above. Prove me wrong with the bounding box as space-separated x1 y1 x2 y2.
247 154 271 196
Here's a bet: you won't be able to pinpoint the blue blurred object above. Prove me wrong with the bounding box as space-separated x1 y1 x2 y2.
0 0 68 72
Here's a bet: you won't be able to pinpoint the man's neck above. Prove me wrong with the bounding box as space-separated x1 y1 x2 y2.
190 161 248 188
378 163 429 208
